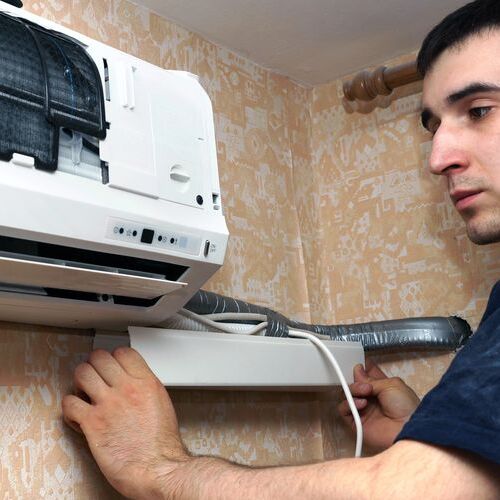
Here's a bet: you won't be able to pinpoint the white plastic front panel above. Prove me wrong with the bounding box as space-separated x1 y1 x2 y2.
151 72 207 209
95 49 216 210
98 54 158 199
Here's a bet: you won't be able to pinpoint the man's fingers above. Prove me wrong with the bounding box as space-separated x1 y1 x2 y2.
63 414 84 434
353 361 388 384
338 399 350 417
62 394 91 429
113 347 155 379
353 363 372 383
338 397 368 417
339 377 373 418
354 359 412 399
74 362 109 403
88 349 126 387
350 381 373 397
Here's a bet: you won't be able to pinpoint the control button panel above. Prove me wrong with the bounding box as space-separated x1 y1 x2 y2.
106 218 202 256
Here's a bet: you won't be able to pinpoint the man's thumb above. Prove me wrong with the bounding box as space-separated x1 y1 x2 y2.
353 363 371 383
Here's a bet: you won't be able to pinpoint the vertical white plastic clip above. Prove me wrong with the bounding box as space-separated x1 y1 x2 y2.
118 62 136 109
127 66 136 110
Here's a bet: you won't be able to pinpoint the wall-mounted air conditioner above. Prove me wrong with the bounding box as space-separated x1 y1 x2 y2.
0 1 228 329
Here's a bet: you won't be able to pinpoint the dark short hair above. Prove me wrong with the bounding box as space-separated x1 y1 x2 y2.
418 0 500 76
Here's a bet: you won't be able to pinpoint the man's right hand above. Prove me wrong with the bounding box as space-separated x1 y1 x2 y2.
338 359 420 452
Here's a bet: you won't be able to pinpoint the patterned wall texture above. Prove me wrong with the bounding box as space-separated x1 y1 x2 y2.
1 1 499 497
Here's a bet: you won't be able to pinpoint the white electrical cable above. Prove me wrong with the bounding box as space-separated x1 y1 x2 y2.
216 321 269 335
289 328 363 458
159 314 267 335
203 312 268 322
181 309 334 339
304 331 331 341
179 309 268 335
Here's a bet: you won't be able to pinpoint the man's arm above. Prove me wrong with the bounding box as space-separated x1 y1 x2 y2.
163 441 499 500
62 348 499 500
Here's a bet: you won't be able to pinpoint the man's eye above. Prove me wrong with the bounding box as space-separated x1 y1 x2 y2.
469 106 492 119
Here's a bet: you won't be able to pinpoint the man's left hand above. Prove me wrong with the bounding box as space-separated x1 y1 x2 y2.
62 347 190 499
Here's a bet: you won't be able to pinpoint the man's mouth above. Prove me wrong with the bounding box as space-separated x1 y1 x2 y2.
450 189 483 211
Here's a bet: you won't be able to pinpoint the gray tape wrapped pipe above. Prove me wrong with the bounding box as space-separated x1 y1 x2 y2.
292 316 472 351
185 289 291 337
185 290 473 352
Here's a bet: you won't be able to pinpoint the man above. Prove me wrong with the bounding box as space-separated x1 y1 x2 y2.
62 0 500 497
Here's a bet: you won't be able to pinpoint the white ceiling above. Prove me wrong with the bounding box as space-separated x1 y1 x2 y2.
134 0 469 86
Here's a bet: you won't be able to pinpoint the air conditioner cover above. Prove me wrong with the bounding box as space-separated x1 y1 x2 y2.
0 1 228 329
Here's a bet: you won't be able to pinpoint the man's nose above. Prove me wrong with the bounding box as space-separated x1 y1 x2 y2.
428 125 468 175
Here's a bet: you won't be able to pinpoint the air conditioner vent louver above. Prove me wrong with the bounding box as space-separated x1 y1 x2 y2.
0 235 188 302
0 235 187 281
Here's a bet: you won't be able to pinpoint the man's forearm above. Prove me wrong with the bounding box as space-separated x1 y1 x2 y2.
154 441 500 500
155 454 378 500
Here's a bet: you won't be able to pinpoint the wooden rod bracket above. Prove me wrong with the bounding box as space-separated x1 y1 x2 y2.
343 60 421 103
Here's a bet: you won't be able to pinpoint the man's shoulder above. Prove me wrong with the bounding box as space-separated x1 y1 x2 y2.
479 280 500 326
394 281 500 466
489 280 500 304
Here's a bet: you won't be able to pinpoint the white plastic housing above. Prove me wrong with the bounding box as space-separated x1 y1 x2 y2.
0 2 228 329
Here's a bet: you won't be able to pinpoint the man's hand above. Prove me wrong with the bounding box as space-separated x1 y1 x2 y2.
62 347 190 499
338 359 420 452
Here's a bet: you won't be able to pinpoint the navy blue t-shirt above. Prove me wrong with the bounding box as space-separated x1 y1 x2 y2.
396 281 500 465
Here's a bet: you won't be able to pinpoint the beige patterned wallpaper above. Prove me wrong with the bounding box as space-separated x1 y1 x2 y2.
1 0 500 497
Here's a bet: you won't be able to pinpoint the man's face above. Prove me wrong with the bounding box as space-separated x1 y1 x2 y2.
422 30 500 245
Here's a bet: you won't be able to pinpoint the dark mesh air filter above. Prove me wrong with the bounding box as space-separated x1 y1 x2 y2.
0 12 106 171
